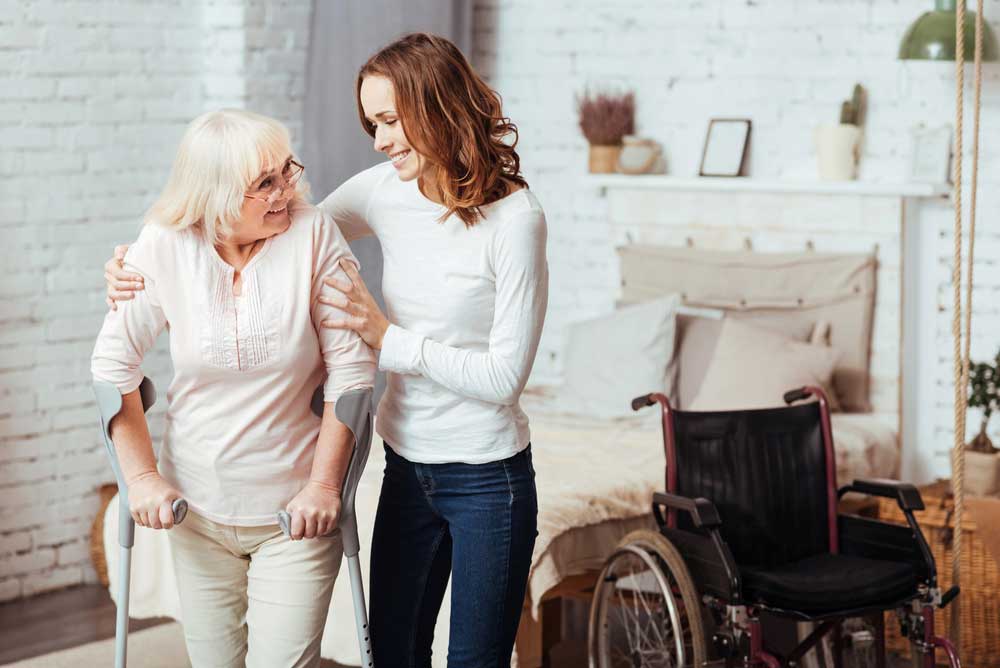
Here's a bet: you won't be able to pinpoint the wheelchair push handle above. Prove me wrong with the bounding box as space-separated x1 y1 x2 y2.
632 393 674 413
783 387 811 404
631 394 655 411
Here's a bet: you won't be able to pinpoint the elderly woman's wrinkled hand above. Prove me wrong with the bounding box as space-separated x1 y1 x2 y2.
127 471 183 530
319 260 389 350
285 481 342 540
104 244 143 310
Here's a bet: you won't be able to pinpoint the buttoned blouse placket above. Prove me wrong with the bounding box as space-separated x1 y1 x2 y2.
205 239 273 373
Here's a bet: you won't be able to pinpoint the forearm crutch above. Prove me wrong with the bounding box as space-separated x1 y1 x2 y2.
278 387 375 668
94 378 188 668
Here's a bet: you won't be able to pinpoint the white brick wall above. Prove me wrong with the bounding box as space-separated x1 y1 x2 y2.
4 0 1000 602
0 0 308 602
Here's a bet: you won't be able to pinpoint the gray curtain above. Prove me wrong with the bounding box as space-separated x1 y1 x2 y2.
301 0 472 404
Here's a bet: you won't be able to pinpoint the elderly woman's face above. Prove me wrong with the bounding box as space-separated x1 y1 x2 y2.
231 156 297 243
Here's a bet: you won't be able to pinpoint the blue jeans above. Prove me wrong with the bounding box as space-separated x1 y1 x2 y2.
369 444 538 668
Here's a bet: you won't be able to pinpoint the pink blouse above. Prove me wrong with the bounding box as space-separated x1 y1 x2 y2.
92 205 376 525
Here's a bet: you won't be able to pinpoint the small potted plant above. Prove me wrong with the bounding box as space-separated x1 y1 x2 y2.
966 347 1000 495
815 83 865 180
968 348 1000 452
577 89 635 173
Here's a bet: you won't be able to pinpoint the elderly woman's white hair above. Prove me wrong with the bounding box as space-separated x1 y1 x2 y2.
145 109 309 243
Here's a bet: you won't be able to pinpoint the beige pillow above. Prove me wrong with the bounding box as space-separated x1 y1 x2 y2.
562 295 680 419
673 314 819 409
688 318 841 412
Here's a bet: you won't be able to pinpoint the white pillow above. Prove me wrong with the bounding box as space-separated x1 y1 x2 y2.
562 295 680 418
688 318 841 411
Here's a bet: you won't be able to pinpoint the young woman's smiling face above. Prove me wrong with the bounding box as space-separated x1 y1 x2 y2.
360 75 427 182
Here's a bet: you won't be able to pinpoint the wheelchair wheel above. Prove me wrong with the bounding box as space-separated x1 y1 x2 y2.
588 529 707 667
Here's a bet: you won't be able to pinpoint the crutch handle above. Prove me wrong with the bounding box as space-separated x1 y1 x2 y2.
172 498 188 525
275 510 340 538
277 510 292 536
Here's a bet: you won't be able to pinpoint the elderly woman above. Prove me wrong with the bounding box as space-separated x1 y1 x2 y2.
91 109 375 668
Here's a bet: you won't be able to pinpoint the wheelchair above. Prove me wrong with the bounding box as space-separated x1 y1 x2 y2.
587 386 960 668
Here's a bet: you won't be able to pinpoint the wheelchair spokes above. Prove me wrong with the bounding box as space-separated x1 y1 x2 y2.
590 530 708 668
595 547 686 667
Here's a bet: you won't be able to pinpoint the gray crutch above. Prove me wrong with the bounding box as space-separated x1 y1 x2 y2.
94 378 188 668
277 387 375 668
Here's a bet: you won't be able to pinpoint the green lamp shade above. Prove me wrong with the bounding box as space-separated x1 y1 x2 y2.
899 1 1000 61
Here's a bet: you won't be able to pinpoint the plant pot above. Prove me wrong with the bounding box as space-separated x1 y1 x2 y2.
964 449 1000 496
814 123 862 181
588 144 621 174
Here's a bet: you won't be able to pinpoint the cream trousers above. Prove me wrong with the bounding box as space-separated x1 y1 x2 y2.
168 511 342 668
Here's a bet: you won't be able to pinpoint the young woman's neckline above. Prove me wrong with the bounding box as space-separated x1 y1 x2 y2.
405 174 527 213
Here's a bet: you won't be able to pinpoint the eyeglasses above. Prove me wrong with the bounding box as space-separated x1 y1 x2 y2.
244 159 305 203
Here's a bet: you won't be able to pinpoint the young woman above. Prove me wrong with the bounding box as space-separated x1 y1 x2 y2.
104 33 547 667
93 109 375 668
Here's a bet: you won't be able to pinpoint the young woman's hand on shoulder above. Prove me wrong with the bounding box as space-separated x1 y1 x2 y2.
318 259 389 350
104 244 144 309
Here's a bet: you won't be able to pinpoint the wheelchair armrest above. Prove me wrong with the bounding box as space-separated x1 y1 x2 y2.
652 492 742 602
652 492 722 529
839 478 925 511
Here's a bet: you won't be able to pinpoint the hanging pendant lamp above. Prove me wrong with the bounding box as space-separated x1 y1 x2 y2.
899 0 999 61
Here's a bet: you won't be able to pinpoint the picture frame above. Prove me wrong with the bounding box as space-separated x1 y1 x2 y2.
908 124 952 184
699 118 751 177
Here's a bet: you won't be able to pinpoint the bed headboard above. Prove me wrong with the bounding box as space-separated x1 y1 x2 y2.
617 244 878 412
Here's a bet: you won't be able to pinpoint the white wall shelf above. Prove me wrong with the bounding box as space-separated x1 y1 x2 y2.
586 174 951 199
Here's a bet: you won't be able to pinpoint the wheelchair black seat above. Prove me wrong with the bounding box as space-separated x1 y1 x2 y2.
742 552 917 614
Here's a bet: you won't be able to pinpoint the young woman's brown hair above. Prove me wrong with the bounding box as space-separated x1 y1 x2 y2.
356 32 527 227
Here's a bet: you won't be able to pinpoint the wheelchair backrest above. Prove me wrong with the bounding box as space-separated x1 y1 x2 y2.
671 401 833 570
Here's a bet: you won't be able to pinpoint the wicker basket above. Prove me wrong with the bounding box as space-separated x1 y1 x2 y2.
90 483 118 587
878 480 1000 666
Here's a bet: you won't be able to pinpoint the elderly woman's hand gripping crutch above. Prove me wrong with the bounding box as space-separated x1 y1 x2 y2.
278 387 376 668
94 378 187 668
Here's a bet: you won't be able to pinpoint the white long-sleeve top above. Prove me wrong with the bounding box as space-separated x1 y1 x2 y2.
91 205 376 525
319 162 548 464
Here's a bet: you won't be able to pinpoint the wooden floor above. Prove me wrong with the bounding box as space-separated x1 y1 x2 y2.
0 584 169 665
0 584 353 667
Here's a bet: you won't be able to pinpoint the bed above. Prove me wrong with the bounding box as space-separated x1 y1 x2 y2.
100 245 902 667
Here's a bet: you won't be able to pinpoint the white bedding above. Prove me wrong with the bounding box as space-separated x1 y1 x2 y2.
103 390 899 666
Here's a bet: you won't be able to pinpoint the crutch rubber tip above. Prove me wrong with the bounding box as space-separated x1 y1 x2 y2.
172 498 188 525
